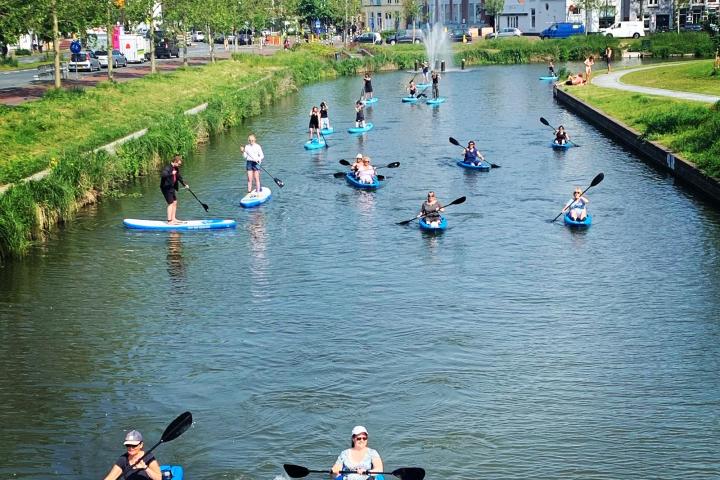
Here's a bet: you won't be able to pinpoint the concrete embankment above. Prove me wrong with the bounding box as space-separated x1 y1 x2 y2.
553 85 720 206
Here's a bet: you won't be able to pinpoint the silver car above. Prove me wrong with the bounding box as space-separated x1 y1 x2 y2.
486 27 523 39
95 49 128 68
69 51 101 71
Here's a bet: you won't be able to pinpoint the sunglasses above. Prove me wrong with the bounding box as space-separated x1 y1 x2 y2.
574 192 581 195
354 436 368 441
126 444 141 449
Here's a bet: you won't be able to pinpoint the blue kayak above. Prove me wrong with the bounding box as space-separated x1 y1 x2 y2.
336 475 385 480
304 138 326 149
348 123 374 134
456 160 491 172
426 97 446 106
402 96 419 103
551 141 573 150
539 75 558 80
161 465 184 480
362 97 378 105
320 127 334 135
419 216 447 232
564 212 592 228
123 219 236 230
345 172 382 190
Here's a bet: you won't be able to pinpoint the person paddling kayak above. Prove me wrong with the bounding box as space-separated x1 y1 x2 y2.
462 141 485 166
331 426 384 480
418 191 444 227
354 101 366 128
241 134 264 195
356 156 377 184
351 153 363 174
553 125 570 145
102 430 162 480
160 155 189 225
562 187 589 221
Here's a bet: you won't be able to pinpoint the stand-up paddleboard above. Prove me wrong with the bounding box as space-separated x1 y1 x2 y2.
402 96 419 103
348 122 374 134
416 83 431 88
426 97 446 106
539 75 558 80
161 465 184 480
123 219 237 230
304 138 326 150
320 127 334 135
362 97 378 105
240 186 272 208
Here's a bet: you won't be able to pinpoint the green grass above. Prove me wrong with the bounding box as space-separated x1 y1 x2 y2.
620 60 720 96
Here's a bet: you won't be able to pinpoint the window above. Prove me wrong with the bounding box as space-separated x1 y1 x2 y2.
386 12 392 19
508 16 518 27
531 8 536 28
648 0 658 6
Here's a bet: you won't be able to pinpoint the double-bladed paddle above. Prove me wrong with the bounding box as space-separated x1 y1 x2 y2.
180 182 209 211
334 160 400 180
117 411 193 480
551 172 604 222
397 196 466 225
260 164 284 188
448 137 500 168
283 464 425 480
540 117 580 147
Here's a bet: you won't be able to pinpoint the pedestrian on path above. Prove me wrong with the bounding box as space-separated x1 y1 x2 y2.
584 55 595 82
604 47 612 73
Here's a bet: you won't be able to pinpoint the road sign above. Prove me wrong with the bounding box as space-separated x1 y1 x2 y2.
70 40 81 53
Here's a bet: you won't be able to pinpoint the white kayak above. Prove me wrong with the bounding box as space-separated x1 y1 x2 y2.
123 219 237 230
240 186 272 208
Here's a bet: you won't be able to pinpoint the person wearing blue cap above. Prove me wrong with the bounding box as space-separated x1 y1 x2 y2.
102 430 162 480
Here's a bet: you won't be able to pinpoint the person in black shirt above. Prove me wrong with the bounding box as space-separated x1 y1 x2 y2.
160 155 189 224
102 430 162 480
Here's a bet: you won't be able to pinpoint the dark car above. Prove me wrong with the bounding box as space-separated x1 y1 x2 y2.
354 32 382 44
154 32 180 58
681 23 703 32
449 28 473 42
386 31 423 44
237 29 253 45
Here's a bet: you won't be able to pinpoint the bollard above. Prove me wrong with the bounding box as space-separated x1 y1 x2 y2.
461 58 465 70
441 60 445 72
435 60 440 70
414 60 418 71
335 52 340 61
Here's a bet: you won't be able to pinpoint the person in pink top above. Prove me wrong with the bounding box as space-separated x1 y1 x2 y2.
356 156 376 184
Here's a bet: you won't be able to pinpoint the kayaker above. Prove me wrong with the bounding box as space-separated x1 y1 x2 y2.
331 426 384 480
419 191 444 227
408 80 417 98
356 156 376 184
351 153 364 174
422 61 430 82
354 101 366 128
548 60 556 77
363 72 373 100
554 125 570 145
102 430 162 480
431 71 440 99
562 187 589 221
160 154 188 225
241 134 264 194
462 141 485 166
308 106 321 141
320 101 331 131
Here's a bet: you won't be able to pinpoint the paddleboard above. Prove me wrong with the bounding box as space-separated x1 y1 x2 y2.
416 83 431 88
161 465 184 480
304 138 326 150
123 219 237 230
564 212 592 228
320 127 334 135
426 97 446 106
345 172 382 190
456 160 491 172
539 75 558 80
240 187 272 208
347 123 374 134
419 216 447 231
362 97 378 105
402 96 419 103
551 141 574 150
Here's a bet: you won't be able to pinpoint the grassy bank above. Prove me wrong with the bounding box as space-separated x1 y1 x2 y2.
563 83 720 178
621 60 720 96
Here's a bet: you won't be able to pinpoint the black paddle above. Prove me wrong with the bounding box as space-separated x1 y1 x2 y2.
118 411 193 480
283 464 425 480
339 159 400 169
397 196 466 225
259 164 284 188
540 117 580 147
551 172 604 222
181 182 209 211
448 137 500 168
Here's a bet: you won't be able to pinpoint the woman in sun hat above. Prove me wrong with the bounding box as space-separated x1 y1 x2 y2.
351 153 364 176
331 426 383 480
102 430 162 480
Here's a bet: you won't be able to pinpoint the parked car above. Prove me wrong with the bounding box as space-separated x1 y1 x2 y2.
601 21 644 38
192 31 205 42
386 31 424 44
680 23 703 32
449 27 473 42
237 29 253 45
354 32 382 44
69 51 101 71
486 27 522 39
155 36 180 58
540 22 585 39
95 49 128 68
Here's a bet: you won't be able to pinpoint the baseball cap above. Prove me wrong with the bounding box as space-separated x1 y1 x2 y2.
356 153 363 159
124 430 143 446
351 426 368 436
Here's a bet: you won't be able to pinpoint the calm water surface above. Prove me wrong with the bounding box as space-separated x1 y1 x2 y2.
1 63 720 480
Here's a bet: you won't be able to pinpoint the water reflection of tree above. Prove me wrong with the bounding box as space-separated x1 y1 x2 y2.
166 232 186 282
248 210 269 282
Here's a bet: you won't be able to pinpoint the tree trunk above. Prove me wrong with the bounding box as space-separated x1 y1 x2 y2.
52 0 61 88
107 16 114 81
208 26 215 63
150 21 156 74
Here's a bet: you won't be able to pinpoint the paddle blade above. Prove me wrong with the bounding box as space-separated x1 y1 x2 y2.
283 464 310 478
339 159 351 166
397 216 419 226
448 196 467 206
590 172 604 187
201 203 209 212
392 467 426 480
540 116 550 126
333 171 347 178
386 162 400 168
377 174 385 181
448 136 461 147
274 178 285 188
490 163 500 168
160 411 192 443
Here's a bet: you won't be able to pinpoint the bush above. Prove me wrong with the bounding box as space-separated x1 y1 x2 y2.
14 48 31 56
0 56 18 67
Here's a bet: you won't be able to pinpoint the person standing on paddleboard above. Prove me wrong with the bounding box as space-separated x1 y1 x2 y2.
308 106 321 142
548 60 556 77
331 426 384 480
320 101 331 131
242 134 264 195
419 191 444 227
422 61 430 82
160 155 188 225
354 101 366 128
408 80 417 98
431 71 440 99
102 430 162 480
363 72 373 100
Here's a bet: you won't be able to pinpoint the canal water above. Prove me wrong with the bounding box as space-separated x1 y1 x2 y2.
1 63 719 479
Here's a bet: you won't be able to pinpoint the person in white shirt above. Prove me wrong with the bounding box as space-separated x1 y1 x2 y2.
241 134 264 194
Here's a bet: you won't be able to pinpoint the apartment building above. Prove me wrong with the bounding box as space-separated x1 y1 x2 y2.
361 0 408 31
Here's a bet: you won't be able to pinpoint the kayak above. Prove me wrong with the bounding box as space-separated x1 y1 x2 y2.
551 141 573 150
123 219 237 230
539 75 558 80
402 96 419 103
161 465 184 480
456 160 491 172
336 475 385 480
304 138 326 150
347 123 374 134
345 172 382 190
320 127 334 135
419 216 447 232
426 97 446 105
564 212 592 228
362 97 378 105
240 186 272 208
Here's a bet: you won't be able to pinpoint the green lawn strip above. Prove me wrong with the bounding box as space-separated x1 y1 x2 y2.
565 84 720 178
0 62 273 184
0 60 55 71
620 60 720 96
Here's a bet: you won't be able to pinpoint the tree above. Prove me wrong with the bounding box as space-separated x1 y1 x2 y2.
124 0 160 73
575 0 603 33
0 0 31 55
483 0 504 31
403 0 422 38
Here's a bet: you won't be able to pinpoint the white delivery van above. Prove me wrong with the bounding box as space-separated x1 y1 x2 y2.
119 34 149 63
602 21 645 38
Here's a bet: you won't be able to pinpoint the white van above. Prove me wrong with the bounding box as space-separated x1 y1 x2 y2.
602 21 645 38
119 34 149 63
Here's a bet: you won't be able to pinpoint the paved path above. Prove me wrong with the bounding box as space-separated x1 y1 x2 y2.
592 63 720 103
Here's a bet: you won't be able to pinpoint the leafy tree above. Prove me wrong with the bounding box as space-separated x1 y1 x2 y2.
0 0 31 54
483 0 504 31
124 0 159 72
402 0 422 38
